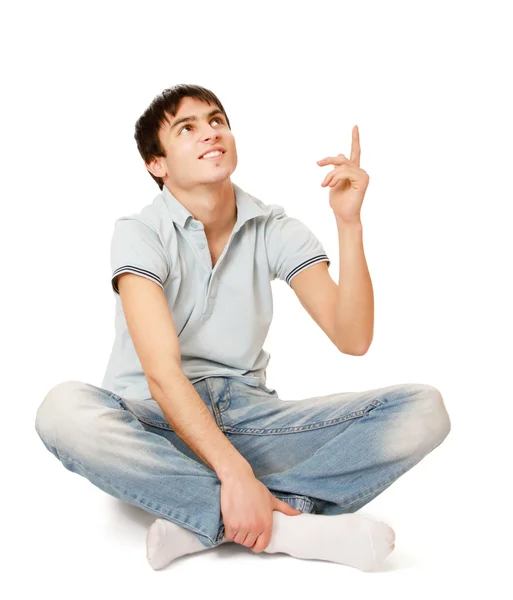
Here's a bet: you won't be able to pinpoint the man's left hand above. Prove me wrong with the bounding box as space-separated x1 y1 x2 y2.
317 125 370 224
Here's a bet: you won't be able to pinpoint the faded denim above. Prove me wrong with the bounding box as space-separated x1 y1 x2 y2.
34 376 451 548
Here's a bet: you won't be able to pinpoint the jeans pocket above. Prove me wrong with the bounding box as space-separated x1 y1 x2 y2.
118 397 174 430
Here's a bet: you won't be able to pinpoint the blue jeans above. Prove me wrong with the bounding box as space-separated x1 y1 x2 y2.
34 376 451 548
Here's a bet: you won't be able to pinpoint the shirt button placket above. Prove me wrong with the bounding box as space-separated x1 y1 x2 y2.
190 220 209 268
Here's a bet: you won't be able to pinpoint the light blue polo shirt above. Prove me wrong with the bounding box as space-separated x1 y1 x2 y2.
101 182 331 400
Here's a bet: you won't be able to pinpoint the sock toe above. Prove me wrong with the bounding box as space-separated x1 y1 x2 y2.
383 523 396 546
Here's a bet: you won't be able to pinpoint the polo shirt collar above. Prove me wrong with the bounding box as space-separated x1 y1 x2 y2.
162 182 265 230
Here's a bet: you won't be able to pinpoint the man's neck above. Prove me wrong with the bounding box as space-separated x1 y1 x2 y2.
165 179 237 238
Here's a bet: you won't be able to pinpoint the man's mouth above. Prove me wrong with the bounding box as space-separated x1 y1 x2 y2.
200 150 226 160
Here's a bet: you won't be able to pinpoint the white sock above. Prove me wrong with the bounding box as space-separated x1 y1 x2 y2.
146 518 231 569
265 512 396 571
147 512 395 571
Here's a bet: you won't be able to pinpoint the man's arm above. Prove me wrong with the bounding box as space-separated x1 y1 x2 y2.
117 273 252 482
333 219 374 353
289 221 373 355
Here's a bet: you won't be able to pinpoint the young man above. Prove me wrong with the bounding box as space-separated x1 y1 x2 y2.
35 84 451 572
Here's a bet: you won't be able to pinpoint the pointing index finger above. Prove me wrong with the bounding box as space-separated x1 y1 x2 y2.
350 125 361 167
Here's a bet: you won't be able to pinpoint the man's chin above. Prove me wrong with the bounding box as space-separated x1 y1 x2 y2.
199 166 236 184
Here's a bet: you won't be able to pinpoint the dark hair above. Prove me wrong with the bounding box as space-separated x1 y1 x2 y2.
134 84 232 190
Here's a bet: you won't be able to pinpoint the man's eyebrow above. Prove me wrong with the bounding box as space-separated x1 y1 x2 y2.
168 108 224 132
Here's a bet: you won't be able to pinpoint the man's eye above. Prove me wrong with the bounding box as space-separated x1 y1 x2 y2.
179 117 224 134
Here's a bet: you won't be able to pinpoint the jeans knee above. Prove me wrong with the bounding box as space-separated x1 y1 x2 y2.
385 383 451 460
417 384 451 448
35 380 84 445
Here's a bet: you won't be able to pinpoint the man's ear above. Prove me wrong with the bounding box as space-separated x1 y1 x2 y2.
145 157 166 179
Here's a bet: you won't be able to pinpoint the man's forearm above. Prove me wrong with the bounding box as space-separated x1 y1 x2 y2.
148 369 252 482
335 218 374 354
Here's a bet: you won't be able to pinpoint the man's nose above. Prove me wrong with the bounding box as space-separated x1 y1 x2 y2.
201 124 220 142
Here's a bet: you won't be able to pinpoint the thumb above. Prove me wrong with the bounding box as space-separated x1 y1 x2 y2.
275 499 302 516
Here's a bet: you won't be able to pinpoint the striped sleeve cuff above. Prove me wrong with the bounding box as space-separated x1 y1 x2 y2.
111 266 164 294
285 254 331 286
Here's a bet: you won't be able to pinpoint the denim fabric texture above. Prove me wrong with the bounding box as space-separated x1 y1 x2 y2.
35 376 451 548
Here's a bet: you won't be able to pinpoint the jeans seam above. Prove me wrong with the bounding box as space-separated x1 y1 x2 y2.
110 393 174 431
110 392 226 436
218 383 232 414
223 400 384 435
273 493 315 513
205 379 224 430
300 497 315 512
125 415 173 431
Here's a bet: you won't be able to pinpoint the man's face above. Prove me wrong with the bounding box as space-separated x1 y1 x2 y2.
150 96 238 188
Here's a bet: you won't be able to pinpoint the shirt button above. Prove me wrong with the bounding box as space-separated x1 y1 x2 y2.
190 221 198 229
199 243 205 249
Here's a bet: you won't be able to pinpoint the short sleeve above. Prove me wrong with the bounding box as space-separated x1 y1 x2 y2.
110 217 170 294
265 206 331 286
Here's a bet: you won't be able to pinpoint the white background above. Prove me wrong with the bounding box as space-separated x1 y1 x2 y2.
2 0 511 597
